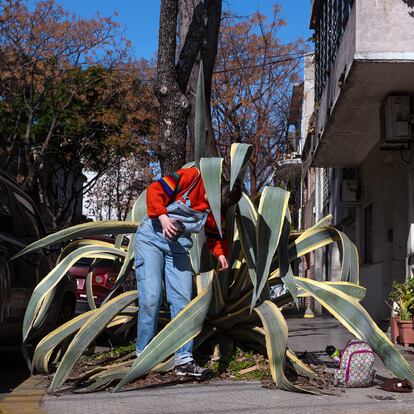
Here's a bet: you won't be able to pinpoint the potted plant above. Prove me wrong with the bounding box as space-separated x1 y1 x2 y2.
389 279 414 347
388 306 400 345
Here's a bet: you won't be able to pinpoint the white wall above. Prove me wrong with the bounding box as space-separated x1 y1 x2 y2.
355 144 414 325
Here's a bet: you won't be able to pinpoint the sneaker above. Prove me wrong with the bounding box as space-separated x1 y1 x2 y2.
175 361 211 380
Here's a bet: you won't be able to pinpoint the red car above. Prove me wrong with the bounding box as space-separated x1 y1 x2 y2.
72 257 117 314
70 238 136 314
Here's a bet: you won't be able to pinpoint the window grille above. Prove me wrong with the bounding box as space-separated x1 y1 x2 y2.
314 0 354 101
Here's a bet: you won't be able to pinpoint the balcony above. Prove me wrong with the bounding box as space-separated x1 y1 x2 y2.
275 154 302 184
309 0 414 167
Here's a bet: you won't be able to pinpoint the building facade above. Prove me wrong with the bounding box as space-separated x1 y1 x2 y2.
301 0 414 326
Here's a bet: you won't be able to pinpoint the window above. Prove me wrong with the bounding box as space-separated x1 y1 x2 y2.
0 183 13 234
364 204 373 264
12 192 40 241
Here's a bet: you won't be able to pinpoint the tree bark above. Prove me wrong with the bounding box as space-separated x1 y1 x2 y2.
156 0 190 175
156 0 222 174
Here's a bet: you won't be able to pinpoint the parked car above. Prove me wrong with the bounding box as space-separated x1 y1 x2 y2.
0 171 77 347
69 237 136 315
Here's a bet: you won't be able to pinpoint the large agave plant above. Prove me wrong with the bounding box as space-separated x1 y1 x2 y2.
15 66 414 394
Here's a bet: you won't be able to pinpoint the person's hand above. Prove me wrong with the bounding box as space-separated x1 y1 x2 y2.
159 214 177 239
217 255 229 272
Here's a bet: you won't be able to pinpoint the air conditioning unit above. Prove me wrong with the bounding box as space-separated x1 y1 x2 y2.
340 179 360 205
380 96 412 146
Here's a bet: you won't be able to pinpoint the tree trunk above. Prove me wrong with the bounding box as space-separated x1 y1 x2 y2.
156 0 190 175
156 0 222 173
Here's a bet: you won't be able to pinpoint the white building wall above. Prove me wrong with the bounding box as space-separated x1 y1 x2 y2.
354 144 414 326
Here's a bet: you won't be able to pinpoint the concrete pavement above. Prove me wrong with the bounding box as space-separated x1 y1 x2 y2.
40 317 414 414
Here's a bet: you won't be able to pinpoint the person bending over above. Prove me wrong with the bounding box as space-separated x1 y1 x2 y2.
134 166 241 379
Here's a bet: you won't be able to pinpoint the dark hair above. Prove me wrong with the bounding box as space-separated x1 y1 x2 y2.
221 180 242 217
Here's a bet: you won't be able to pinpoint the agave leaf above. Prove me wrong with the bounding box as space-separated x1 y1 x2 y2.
77 356 175 394
194 63 206 167
113 271 215 392
229 143 253 190
29 251 121 336
208 272 226 317
50 291 137 391
23 245 126 342
254 301 316 393
294 277 414 381
253 187 290 308
33 310 95 374
79 324 216 393
288 227 339 262
131 189 148 223
57 239 117 263
13 221 138 260
335 229 359 284
195 271 214 295
214 306 257 331
115 236 135 285
225 205 238 258
86 269 96 310
236 193 258 287
115 215 131 249
107 191 148 286
246 324 316 377
286 349 317 378
269 226 339 281
30 288 57 333
114 189 147 248
152 356 175 373
106 314 134 328
101 255 134 306
278 213 298 306
189 231 212 274
200 157 223 237
293 214 333 245
226 324 267 355
298 281 366 301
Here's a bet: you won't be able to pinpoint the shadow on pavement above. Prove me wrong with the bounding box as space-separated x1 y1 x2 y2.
0 347 30 398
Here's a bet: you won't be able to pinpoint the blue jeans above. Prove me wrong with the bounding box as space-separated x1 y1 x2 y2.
134 216 194 365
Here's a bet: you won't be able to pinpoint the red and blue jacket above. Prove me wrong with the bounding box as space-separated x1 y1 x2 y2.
146 167 228 258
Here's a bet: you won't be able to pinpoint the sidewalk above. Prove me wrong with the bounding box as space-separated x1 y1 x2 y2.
40 317 414 414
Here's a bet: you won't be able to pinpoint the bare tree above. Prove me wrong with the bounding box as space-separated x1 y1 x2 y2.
85 155 153 221
211 6 308 195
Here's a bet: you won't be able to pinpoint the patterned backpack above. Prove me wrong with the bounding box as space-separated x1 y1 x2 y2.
333 340 375 387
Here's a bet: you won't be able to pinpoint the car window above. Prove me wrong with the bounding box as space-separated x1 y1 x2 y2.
12 192 40 241
0 183 14 235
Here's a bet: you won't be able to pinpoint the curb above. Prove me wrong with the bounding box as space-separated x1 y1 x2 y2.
0 375 47 414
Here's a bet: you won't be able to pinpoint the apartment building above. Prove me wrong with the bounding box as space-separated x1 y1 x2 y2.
300 0 414 325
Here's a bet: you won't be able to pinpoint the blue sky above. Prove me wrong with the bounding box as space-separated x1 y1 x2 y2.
28 0 313 60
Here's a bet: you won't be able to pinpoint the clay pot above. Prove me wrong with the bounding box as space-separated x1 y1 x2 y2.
390 316 400 344
397 319 414 347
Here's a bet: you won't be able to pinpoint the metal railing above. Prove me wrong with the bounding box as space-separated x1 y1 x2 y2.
313 0 354 101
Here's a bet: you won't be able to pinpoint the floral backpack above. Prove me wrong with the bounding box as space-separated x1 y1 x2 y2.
333 340 375 387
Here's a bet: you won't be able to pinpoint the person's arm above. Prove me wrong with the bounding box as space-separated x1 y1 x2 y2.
146 172 181 218
146 168 198 238
205 214 229 271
